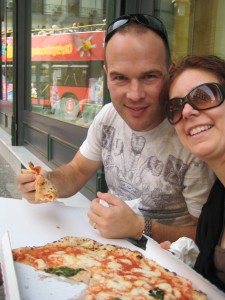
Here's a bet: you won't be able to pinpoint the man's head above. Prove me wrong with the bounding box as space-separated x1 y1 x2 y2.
104 14 172 132
105 14 171 67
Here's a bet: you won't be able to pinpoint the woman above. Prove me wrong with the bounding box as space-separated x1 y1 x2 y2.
163 55 225 292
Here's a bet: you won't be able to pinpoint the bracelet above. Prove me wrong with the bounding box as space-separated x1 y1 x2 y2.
144 218 152 237
137 217 152 240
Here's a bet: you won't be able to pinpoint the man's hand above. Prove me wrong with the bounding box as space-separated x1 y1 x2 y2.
17 172 36 202
17 171 49 204
87 192 144 239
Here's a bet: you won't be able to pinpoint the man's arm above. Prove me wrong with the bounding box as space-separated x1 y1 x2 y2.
47 151 102 198
17 150 102 202
130 215 197 243
150 216 198 243
88 192 198 243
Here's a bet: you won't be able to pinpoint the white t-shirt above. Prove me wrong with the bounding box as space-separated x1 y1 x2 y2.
80 103 214 225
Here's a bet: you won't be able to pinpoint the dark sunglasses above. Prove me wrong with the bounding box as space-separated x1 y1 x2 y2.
105 14 169 46
166 83 225 125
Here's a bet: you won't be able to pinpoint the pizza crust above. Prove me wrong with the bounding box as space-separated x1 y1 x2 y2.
192 290 208 300
21 169 35 174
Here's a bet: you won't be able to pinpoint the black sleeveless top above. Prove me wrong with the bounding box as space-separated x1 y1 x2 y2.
194 178 225 292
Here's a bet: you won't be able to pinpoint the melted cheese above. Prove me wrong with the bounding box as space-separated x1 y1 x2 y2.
131 267 161 277
34 259 46 270
75 255 101 268
157 282 172 292
133 280 151 289
106 261 122 269
106 278 132 291
173 289 182 298
129 287 149 296
62 254 79 265
119 258 132 265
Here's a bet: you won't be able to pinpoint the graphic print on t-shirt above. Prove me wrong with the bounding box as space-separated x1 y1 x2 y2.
102 125 188 216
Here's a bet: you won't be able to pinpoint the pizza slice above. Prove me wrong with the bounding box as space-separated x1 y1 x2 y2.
12 236 208 300
21 162 58 202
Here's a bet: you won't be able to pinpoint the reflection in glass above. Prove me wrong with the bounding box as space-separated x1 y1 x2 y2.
1 1 14 131
31 0 106 128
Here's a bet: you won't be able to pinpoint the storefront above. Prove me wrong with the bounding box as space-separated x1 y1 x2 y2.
1 0 225 199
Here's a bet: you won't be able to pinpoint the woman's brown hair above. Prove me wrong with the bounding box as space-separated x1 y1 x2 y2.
160 55 225 113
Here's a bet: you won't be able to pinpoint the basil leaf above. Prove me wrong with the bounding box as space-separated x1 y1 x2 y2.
149 287 165 299
45 266 85 277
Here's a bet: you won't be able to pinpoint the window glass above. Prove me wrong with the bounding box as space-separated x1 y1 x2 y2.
163 0 225 62
31 0 106 127
1 0 13 115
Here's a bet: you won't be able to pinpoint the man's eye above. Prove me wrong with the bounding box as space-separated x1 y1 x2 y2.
143 74 157 79
114 75 126 80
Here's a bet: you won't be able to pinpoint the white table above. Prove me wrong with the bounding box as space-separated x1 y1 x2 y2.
0 197 224 300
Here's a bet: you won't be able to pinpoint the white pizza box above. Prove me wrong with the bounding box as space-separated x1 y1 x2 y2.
0 197 225 300
0 232 20 300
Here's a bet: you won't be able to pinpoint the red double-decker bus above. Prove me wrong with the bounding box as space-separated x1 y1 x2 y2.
2 26 105 121
31 28 105 110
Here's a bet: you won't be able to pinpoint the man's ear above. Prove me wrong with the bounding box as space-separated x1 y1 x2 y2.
168 62 176 74
103 64 107 74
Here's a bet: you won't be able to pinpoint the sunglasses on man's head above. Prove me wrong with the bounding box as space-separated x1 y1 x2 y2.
166 83 225 125
105 14 169 46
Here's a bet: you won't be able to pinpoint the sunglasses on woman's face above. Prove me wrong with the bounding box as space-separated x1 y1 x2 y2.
105 14 169 46
166 82 225 125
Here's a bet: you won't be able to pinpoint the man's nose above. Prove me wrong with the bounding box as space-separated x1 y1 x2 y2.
126 81 145 100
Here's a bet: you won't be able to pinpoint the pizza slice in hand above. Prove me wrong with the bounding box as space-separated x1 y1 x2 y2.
22 162 58 202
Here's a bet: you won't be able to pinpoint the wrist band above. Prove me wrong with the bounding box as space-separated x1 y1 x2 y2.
144 218 152 237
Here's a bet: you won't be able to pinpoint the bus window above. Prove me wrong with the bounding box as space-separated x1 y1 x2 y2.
2 64 13 102
31 63 50 110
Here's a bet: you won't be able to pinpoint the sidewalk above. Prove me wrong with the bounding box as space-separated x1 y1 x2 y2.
0 152 21 199
0 128 91 207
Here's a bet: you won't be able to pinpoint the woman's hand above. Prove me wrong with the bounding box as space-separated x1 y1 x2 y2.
160 241 171 250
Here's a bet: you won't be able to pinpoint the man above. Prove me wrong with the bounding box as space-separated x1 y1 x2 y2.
17 14 214 243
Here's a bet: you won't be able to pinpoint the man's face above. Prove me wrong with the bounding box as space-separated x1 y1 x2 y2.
104 29 169 131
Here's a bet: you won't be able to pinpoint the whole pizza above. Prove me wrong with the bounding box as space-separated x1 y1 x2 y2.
12 236 207 300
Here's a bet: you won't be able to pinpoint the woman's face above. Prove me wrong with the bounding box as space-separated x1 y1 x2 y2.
169 69 225 162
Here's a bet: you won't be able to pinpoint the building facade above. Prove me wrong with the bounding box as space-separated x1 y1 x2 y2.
1 0 225 199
